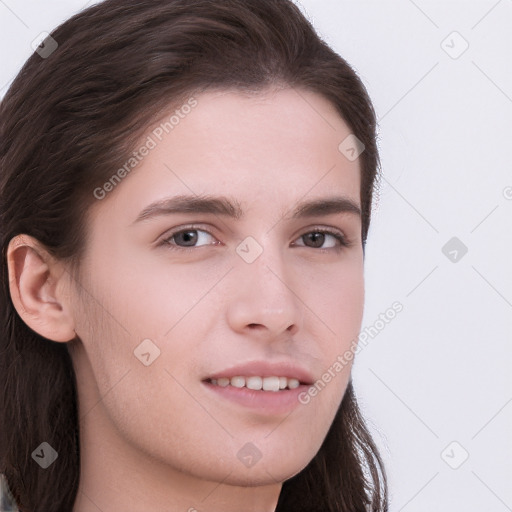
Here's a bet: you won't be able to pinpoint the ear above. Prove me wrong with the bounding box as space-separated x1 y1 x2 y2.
7 234 76 343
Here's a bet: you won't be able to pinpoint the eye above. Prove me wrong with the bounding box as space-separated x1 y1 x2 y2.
293 228 349 251
160 226 218 251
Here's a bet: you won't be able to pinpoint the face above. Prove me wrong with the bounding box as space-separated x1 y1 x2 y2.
67 87 364 489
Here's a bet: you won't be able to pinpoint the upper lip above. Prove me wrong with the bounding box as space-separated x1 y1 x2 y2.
204 361 315 385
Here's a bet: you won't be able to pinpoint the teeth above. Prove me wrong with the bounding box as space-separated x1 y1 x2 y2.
288 378 300 389
217 377 230 387
209 375 302 391
231 376 245 388
262 376 280 391
246 376 262 390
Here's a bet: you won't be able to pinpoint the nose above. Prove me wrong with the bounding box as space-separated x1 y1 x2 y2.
226 244 303 341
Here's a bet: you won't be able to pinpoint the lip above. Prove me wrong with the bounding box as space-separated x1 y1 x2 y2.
202 361 315 416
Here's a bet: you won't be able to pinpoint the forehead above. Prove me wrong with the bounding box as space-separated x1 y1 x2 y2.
89 87 361 225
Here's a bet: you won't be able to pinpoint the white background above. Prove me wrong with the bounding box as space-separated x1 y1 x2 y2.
1 1 511 510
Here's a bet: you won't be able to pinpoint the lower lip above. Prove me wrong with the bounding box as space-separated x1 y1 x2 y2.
202 381 309 415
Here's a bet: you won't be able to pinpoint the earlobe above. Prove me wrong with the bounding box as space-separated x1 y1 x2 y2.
7 234 76 343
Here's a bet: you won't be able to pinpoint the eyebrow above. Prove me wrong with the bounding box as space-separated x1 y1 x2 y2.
131 193 361 225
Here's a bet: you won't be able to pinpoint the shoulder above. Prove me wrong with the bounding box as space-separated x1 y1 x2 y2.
0 473 19 512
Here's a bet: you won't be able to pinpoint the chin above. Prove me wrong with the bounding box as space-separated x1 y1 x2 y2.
222 445 318 487
216 461 310 488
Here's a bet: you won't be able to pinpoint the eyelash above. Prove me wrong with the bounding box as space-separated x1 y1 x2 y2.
159 224 350 253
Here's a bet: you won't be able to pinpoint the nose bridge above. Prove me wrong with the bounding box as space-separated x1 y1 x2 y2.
228 233 303 335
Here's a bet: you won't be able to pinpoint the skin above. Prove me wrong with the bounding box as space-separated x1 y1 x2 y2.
7 87 364 512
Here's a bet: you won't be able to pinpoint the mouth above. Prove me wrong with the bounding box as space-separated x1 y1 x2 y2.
201 362 314 415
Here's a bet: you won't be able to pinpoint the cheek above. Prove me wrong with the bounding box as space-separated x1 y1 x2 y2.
301 253 365 344
305 255 364 394
87 251 224 342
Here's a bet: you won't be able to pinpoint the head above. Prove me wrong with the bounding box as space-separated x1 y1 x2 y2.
0 1 386 511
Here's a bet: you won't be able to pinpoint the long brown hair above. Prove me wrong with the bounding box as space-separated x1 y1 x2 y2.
0 1 387 510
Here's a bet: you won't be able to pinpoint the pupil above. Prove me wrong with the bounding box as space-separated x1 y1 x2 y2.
179 230 197 246
308 232 324 248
